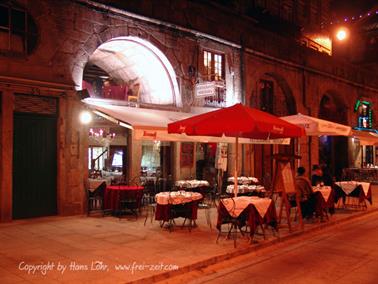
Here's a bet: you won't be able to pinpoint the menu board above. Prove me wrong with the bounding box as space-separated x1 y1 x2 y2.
281 163 296 193
180 142 194 167
273 162 296 194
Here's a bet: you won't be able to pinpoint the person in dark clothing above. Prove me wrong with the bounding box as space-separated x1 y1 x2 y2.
311 165 324 186
295 166 315 219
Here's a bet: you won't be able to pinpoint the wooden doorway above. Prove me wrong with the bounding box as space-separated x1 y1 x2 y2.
13 112 57 219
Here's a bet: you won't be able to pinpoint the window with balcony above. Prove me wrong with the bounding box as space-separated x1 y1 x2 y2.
203 50 226 107
203 50 225 81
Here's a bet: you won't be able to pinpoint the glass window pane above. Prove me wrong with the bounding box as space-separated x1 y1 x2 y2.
11 9 25 33
88 148 92 169
0 6 9 27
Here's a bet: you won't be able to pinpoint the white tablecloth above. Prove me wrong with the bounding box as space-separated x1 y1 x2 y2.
312 186 332 202
175 180 210 188
226 184 265 194
335 181 370 195
227 176 259 184
221 196 272 218
140 176 157 184
88 178 109 192
155 191 203 205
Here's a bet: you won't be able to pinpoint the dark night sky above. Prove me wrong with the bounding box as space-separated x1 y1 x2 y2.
330 0 378 18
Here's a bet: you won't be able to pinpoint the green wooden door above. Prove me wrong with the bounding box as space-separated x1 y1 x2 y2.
13 113 57 219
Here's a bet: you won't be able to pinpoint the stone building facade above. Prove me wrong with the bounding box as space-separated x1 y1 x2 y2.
1 0 378 221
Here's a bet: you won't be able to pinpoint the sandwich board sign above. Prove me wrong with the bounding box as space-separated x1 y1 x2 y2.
272 154 303 231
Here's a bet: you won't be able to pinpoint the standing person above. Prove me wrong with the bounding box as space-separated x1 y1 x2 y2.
295 167 315 219
321 164 333 186
311 165 324 186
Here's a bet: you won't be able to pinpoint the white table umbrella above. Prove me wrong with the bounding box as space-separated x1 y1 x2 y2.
280 113 352 136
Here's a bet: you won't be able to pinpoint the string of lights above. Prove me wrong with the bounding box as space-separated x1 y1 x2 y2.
324 9 378 26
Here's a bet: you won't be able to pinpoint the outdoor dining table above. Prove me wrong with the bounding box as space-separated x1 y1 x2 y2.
175 180 210 193
312 186 335 216
226 184 266 197
155 191 203 227
88 178 109 192
333 181 372 207
104 185 144 213
227 176 259 185
216 196 277 238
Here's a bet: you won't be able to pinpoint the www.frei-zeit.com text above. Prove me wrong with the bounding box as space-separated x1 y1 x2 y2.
18 261 179 275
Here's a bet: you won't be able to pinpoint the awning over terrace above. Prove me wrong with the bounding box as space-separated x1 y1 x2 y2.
351 129 378 145
83 99 290 145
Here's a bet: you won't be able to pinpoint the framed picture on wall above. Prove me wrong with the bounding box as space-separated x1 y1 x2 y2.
180 142 194 167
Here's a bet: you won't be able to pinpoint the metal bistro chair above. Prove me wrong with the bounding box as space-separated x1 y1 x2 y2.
142 178 156 206
144 202 157 226
119 177 142 220
216 196 244 248
198 183 216 229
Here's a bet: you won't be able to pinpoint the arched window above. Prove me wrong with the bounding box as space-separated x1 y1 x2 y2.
0 2 38 56
259 79 274 113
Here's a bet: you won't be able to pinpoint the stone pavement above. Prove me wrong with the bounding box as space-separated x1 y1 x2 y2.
0 186 377 284
158 209 378 284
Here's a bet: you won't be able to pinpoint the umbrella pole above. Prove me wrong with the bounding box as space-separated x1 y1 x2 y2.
234 136 239 197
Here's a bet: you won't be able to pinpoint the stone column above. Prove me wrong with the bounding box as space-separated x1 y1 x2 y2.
0 90 14 222
129 131 142 182
60 96 87 215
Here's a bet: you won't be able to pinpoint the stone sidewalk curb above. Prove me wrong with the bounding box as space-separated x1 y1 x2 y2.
126 208 378 284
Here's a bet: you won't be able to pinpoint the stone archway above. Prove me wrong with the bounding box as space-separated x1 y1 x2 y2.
318 91 348 124
318 90 348 179
74 36 182 107
264 72 297 116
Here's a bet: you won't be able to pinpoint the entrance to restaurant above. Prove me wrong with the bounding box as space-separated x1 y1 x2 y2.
13 112 57 219
87 116 128 183
195 143 217 183
141 141 172 178
141 141 173 192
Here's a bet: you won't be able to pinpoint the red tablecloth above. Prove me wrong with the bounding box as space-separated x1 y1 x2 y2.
104 186 144 211
155 201 200 222
216 199 277 237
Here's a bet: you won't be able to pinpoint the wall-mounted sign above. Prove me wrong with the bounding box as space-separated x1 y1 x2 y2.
195 82 216 98
355 100 373 129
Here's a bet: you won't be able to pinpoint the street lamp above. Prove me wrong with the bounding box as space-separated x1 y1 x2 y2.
79 110 92 124
336 27 348 41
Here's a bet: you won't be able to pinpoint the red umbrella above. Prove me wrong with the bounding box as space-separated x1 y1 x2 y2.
168 103 305 196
